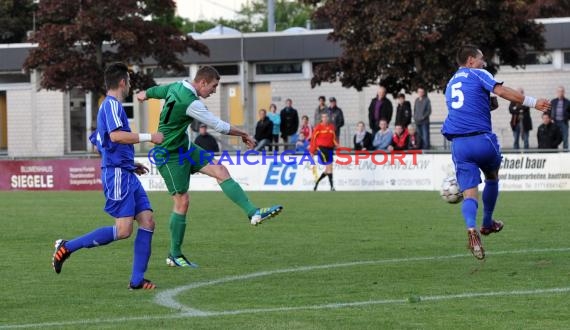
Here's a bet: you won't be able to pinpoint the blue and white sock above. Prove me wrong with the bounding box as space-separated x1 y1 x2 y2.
130 227 154 287
65 226 117 253
482 179 499 228
461 198 478 229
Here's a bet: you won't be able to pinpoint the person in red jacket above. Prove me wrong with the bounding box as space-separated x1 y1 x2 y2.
388 124 409 151
310 113 338 191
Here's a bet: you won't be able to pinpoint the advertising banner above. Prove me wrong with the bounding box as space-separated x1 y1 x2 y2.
0 159 101 191
1 153 570 192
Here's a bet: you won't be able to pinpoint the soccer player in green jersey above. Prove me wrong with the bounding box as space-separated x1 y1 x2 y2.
136 66 283 268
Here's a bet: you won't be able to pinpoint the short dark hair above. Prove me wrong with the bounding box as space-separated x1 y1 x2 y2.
456 44 480 66
318 96 325 101
195 66 220 83
398 93 405 99
302 115 309 121
104 62 129 90
543 112 551 118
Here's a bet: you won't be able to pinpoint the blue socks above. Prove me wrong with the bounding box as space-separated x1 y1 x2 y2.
482 179 499 228
65 226 117 253
130 228 154 287
461 198 478 229
63 225 153 287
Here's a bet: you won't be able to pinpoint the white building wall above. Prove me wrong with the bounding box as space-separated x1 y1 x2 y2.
7 89 33 157
493 69 570 149
6 88 65 157
35 90 65 156
267 68 570 150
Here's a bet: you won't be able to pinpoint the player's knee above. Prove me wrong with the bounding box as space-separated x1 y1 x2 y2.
216 165 231 181
116 227 132 240
141 218 155 231
173 194 189 212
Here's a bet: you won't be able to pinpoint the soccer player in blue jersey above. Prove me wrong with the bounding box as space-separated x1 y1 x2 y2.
442 45 550 260
52 62 164 289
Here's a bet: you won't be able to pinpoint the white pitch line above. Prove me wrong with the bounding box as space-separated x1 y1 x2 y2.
2 247 570 329
155 246 570 312
4 287 570 329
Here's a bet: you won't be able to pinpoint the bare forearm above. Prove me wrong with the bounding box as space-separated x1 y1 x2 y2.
493 85 524 104
494 85 551 112
110 131 163 144
227 126 249 138
110 131 141 144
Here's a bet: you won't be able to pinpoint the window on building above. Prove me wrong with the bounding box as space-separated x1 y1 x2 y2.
0 73 30 84
0 91 7 152
148 66 189 78
68 89 87 151
256 62 303 75
211 64 239 76
123 94 134 119
564 51 570 64
523 52 553 65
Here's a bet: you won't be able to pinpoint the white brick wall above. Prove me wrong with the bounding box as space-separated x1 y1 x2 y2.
4 68 568 157
7 88 65 157
7 89 33 157
35 90 65 156
267 70 570 149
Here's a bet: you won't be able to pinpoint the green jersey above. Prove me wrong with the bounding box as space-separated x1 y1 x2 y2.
146 80 230 152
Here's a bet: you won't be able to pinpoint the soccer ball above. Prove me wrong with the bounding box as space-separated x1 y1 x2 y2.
440 176 463 204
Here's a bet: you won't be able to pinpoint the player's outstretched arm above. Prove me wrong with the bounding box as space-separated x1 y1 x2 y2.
109 131 164 145
227 126 256 149
493 85 551 112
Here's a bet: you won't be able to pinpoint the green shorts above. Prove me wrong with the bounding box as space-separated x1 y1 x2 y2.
157 144 212 195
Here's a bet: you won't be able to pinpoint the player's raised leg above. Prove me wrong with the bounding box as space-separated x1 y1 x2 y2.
52 225 118 274
199 161 283 225
461 188 484 260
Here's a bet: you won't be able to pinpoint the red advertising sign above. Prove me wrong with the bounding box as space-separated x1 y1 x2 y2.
0 159 102 191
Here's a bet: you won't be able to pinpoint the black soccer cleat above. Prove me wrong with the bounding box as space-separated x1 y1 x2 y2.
52 239 71 274
129 278 157 290
480 220 504 236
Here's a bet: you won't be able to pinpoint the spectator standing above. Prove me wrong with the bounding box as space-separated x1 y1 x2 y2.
298 115 313 142
372 120 392 150
194 124 220 153
537 112 563 149
388 124 409 151
395 93 412 128
314 96 329 125
549 86 570 149
280 98 299 149
414 87 432 149
267 103 281 151
368 86 393 134
254 109 274 151
509 88 532 149
328 97 345 140
353 121 373 150
407 124 423 150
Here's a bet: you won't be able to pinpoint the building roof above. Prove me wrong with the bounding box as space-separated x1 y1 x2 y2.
2 19 570 72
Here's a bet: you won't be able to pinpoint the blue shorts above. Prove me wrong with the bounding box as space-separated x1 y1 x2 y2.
102 168 152 218
451 133 502 191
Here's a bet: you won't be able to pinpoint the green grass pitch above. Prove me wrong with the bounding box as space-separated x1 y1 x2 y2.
1 191 569 329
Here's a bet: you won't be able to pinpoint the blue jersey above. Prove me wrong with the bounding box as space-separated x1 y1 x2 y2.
442 67 502 137
89 96 136 171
